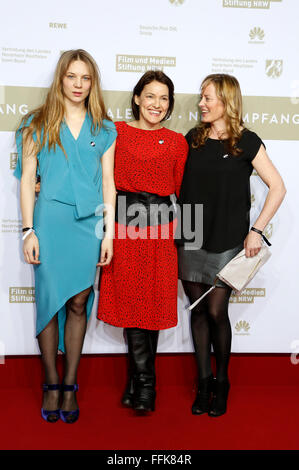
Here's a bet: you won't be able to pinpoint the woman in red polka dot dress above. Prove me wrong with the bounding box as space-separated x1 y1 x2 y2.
97 71 188 412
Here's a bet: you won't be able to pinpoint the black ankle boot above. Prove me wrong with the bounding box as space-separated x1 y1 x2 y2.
133 373 156 412
192 374 214 415
208 379 230 417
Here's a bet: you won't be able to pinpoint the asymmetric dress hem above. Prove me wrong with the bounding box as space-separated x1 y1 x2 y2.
15 114 117 352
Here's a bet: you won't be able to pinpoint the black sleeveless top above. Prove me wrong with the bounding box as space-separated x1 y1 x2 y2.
177 128 265 253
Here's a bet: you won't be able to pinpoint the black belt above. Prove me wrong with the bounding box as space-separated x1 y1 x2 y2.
115 190 175 226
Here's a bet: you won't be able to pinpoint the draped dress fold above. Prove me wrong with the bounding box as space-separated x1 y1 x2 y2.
15 114 117 352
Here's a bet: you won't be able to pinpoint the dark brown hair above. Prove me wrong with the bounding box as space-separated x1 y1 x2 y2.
131 70 174 121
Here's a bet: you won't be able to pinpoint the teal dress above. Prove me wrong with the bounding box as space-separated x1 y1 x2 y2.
14 114 117 352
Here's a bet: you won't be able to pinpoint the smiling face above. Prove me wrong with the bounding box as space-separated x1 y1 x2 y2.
134 80 170 129
199 82 225 126
62 60 92 107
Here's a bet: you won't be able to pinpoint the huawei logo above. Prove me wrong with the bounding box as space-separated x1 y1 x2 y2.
235 320 250 333
249 27 265 41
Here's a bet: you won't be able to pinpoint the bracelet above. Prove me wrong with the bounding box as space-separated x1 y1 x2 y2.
22 228 35 241
250 227 272 246
22 227 33 233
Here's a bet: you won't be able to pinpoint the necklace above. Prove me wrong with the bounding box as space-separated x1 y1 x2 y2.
209 129 227 140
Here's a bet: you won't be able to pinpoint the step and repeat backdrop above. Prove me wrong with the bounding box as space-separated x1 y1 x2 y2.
0 0 298 354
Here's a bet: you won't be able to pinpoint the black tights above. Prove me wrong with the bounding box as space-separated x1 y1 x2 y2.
182 281 232 382
37 286 91 411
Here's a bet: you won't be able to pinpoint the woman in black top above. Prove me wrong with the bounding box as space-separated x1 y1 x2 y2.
177 74 286 417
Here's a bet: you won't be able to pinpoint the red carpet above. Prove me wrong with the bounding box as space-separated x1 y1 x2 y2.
0 354 298 450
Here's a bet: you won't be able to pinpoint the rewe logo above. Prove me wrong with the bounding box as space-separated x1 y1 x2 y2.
49 23 67 29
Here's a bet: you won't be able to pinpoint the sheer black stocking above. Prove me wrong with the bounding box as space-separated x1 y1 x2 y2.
182 280 232 382
182 281 212 380
37 314 59 420
206 286 232 382
62 286 91 413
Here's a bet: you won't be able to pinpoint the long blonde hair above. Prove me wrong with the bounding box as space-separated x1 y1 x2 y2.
193 74 245 156
17 49 109 156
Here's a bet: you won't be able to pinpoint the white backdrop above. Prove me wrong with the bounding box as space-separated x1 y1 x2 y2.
0 0 298 354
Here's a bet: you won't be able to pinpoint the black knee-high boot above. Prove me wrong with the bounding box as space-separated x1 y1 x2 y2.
121 329 135 408
122 328 158 411
122 328 159 407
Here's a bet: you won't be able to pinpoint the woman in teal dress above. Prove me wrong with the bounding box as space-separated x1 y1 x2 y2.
14 49 117 423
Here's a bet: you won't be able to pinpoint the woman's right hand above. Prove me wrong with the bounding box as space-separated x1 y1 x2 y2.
35 182 40 193
23 232 41 264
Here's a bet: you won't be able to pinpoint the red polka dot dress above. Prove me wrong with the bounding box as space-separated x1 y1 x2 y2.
97 121 188 330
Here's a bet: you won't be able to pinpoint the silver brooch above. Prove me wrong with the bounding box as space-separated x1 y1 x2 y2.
90 141 95 147
159 140 164 144
222 154 229 158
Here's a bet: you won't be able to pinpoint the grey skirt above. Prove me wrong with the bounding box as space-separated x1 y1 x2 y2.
178 243 243 287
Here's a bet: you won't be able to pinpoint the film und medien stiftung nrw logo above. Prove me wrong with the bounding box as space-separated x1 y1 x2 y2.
9 287 35 303
223 0 283 9
230 288 266 304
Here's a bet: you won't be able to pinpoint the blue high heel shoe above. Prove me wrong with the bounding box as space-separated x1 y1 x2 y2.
41 384 61 423
60 384 80 424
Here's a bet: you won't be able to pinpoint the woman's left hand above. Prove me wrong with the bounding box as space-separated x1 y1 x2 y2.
244 231 262 258
97 237 113 267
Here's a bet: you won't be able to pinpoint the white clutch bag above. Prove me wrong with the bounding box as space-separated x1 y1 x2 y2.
188 245 271 310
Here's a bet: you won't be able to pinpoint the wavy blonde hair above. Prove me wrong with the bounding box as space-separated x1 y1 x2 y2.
192 74 245 156
17 49 109 156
